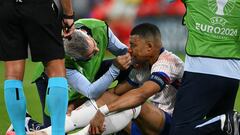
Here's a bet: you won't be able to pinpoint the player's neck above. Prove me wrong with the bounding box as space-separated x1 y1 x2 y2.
149 47 163 65
149 53 159 65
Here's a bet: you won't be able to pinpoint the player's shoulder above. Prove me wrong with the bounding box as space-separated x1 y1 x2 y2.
151 50 184 75
155 50 183 65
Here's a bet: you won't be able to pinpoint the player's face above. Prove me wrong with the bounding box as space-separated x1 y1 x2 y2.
129 35 149 65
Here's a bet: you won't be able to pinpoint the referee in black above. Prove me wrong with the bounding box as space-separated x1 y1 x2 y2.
0 0 74 134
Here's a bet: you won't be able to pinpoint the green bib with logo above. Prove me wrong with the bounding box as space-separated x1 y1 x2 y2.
65 18 109 100
183 0 240 59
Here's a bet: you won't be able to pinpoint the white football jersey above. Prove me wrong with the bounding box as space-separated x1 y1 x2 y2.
128 50 184 115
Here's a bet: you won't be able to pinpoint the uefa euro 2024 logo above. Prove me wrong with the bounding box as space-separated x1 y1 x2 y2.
208 0 236 26
195 0 238 37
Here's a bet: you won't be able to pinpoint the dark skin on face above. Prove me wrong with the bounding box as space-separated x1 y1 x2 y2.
129 35 148 67
129 34 162 67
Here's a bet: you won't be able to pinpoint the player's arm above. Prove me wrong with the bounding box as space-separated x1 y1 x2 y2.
108 80 160 112
111 81 135 96
106 70 170 112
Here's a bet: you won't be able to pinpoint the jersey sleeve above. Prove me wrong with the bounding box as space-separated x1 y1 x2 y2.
150 58 183 89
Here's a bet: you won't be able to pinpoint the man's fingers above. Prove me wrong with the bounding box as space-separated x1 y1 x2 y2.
94 126 101 135
124 54 132 64
62 19 75 38
91 126 95 135
121 55 131 64
126 60 132 67
100 124 106 133
89 124 94 135
63 27 74 38
95 126 101 135
88 125 91 134
122 53 131 60
122 58 131 69
114 52 132 70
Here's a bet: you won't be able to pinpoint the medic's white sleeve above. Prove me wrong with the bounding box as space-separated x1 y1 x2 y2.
107 28 128 56
66 64 120 99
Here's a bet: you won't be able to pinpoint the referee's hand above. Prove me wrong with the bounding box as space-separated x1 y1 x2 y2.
62 18 75 39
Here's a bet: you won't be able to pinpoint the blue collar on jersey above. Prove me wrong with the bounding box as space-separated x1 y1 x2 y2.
160 47 165 54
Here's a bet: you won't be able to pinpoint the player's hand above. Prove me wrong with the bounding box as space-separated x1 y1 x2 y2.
62 18 75 39
88 110 106 135
114 53 132 70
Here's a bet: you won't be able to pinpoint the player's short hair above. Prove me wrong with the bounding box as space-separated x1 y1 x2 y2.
64 29 89 60
130 23 161 39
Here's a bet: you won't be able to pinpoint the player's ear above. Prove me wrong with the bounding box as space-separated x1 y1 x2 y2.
146 41 154 52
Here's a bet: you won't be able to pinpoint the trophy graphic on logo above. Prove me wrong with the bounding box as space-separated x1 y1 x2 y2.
208 0 236 15
216 0 228 15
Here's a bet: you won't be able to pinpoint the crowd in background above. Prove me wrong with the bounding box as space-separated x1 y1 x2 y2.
73 0 186 51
